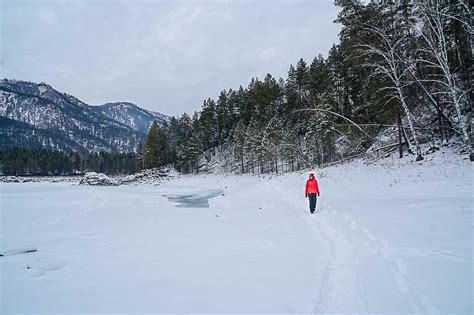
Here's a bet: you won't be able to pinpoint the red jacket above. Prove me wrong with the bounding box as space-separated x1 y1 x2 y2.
305 179 320 195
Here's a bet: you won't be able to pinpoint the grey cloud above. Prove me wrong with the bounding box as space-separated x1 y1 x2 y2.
3 0 341 116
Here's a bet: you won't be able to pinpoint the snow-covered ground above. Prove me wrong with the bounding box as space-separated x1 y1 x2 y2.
1 148 472 314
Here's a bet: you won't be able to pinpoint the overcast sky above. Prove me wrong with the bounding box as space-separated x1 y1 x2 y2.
2 0 341 116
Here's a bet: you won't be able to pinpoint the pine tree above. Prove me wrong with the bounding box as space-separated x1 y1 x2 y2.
229 120 247 173
144 121 162 168
262 117 283 173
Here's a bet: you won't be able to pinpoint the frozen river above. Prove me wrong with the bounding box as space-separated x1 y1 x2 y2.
1 149 472 314
1 177 327 313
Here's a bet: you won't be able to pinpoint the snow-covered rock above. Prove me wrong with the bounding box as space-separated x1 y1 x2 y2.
79 172 118 186
0 168 177 185
119 173 147 184
0 176 21 183
118 167 176 185
0 176 80 183
79 168 176 186
0 176 33 183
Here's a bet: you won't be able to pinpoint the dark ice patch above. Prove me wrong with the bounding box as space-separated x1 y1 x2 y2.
164 189 223 208
0 247 38 257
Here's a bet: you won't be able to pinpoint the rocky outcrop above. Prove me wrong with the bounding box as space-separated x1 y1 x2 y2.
119 167 175 185
79 172 119 186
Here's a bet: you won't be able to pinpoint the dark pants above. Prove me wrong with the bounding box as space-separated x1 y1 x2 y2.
308 193 318 213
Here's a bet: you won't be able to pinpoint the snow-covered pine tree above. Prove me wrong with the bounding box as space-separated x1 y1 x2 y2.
262 117 283 173
144 121 164 168
229 120 247 173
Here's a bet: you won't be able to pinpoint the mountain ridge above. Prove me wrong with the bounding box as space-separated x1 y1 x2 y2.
0 78 168 153
93 101 168 134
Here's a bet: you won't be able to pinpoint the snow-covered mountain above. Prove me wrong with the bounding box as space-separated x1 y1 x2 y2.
93 102 168 134
0 79 167 152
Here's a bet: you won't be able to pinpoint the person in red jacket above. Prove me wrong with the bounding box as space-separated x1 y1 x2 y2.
305 173 320 214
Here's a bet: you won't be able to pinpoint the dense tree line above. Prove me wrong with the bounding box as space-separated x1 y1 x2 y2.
141 0 471 173
0 148 141 176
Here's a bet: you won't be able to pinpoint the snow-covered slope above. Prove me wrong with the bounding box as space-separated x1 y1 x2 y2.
94 102 168 134
1 148 471 313
0 116 86 152
0 79 167 152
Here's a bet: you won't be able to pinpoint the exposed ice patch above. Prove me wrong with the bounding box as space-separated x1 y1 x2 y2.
163 189 223 208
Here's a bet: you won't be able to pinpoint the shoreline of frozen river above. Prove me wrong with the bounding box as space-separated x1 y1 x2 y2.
1 148 472 314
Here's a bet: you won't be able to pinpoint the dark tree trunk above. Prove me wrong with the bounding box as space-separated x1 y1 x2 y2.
397 109 403 158
401 125 412 154
437 108 445 143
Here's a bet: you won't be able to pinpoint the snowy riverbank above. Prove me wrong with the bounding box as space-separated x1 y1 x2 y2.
1 147 471 314
0 167 177 186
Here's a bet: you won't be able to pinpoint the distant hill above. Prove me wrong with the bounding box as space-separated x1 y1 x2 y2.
0 79 168 152
93 102 167 134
